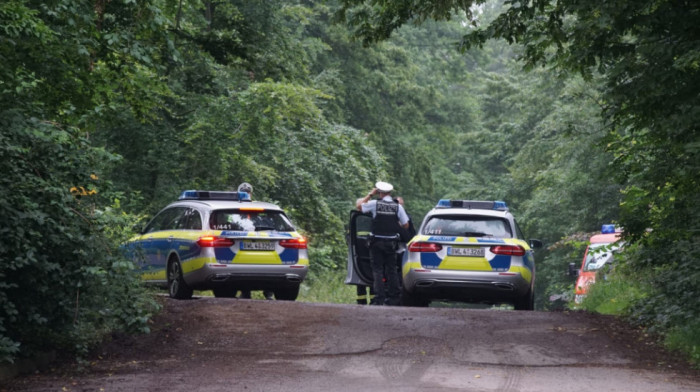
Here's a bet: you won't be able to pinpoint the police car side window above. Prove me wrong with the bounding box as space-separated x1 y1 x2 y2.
144 208 178 233
177 208 202 230
183 209 202 230
142 215 163 234
164 207 188 231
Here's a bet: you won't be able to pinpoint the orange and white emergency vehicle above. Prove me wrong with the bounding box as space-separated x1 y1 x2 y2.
571 225 622 305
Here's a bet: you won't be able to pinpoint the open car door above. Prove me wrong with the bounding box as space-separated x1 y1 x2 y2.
344 210 374 286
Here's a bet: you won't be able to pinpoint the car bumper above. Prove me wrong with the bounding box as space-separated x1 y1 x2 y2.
184 263 308 290
403 269 531 302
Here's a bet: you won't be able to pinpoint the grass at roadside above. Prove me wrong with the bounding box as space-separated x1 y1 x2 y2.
580 273 699 368
187 269 356 303
580 273 645 315
298 268 356 304
666 321 700 367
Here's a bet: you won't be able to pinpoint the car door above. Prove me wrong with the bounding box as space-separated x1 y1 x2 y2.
345 210 374 286
140 207 188 278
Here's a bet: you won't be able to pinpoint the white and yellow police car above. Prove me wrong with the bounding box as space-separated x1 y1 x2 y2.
123 190 308 300
401 199 542 309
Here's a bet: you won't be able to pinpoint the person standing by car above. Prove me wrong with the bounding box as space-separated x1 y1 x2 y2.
236 182 275 301
356 182 409 306
355 196 414 305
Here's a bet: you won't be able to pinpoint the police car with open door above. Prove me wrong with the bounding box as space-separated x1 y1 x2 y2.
122 190 308 300
400 199 542 309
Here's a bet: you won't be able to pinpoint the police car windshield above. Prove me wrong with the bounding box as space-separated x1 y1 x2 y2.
209 209 294 232
422 215 512 238
583 243 619 271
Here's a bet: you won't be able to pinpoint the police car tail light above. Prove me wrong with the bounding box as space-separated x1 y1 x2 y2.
280 237 307 249
197 236 235 248
490 245 525 256
408 242 443 252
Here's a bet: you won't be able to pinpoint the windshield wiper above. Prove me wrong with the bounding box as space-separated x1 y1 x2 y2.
255 225 276 231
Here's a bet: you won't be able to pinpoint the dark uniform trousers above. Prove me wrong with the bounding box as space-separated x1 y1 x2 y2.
370 239 401 305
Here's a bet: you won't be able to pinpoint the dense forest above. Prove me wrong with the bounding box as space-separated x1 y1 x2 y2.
1 0 698 365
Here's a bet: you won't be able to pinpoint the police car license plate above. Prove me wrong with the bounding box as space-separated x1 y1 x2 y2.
448 247 485 257
241 241 275 251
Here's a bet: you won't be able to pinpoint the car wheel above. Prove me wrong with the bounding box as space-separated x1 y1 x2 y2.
168 258 193 299
213 287 237 298
514 288 534 310
273 285 299 301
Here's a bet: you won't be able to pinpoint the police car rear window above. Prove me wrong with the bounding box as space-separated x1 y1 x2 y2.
422 215 512 238
209 210 295 232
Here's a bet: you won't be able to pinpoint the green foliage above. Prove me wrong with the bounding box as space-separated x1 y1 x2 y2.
535 234 588 310
0 0 173 364
0 114 157 363
666 321 700 367
580 269 646 315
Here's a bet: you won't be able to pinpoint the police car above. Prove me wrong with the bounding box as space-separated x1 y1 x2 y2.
400 200 542 309
122 190 309 300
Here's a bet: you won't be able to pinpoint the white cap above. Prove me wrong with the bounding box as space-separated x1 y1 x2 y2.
375 181 393 193
237 182 253 193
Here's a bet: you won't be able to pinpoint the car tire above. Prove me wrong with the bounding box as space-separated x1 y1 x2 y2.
273 285 299 301
213 287 237 298
168 258 193 299
514 288 534 311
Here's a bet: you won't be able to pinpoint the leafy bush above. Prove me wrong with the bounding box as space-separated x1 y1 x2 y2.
0 115 158 363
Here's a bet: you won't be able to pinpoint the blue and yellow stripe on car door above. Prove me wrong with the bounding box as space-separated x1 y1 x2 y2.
134 230 213 281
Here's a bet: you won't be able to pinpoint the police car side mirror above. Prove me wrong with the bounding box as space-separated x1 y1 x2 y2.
568 262 580 277
529 239 543 249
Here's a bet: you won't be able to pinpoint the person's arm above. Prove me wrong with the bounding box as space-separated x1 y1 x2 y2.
398 205 410 228
356 188 377 211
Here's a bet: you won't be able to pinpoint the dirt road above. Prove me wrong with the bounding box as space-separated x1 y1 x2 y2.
4 297 699 391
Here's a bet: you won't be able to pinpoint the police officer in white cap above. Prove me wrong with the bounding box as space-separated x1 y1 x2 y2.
356 181 409 305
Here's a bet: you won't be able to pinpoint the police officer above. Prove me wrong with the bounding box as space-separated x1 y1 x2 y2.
356 181 409 306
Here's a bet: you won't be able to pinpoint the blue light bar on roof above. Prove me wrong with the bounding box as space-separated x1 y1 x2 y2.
435 199 508 211
601 224 616 234
493 201 508 211
437 199 452 208
178 190 251 201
